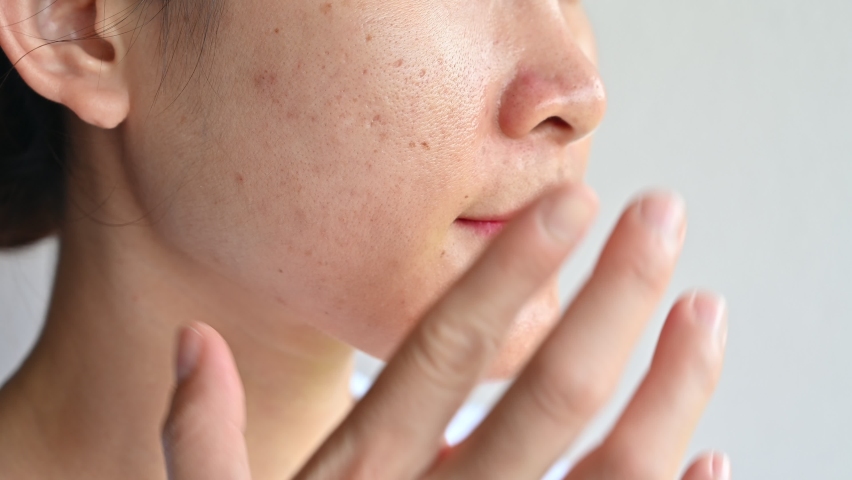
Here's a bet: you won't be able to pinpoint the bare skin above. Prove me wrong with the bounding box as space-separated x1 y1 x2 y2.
0 0 730 478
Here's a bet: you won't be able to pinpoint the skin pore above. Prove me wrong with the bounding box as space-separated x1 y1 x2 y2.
0 0 606 479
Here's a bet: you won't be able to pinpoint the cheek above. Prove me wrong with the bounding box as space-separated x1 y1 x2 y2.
139 1 504 352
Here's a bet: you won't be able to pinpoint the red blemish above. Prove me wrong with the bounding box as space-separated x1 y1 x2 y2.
393 59 404 67
320 2 332 15
420 141 430 150
274 27 280 33
419 69 426 77
408 141 416 148
235 172 245 184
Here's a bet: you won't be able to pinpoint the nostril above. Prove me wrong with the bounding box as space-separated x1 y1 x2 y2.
535 116 573 138
544 116 570 130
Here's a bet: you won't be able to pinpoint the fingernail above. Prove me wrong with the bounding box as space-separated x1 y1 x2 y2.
637 192 685 242
541 185 596 243
710 452 731 480
176 325 203 384
691 292 728 349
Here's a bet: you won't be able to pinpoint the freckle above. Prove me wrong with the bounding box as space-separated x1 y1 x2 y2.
465 195 469 199
305 249 313 257
278 268 283 273
363 68 368 75
393 59 403 67
235 173 245 184
440 250 446 258
365 33 373 41
409 141 416 148
372 114 381 123
419 69 426 77
320 2 332 14
420 141 430 150
275 27 280 33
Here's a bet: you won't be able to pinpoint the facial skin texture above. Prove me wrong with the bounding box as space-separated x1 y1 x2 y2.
0 0 605 478
123 0 605 374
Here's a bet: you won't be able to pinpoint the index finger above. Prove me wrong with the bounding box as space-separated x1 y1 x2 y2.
295 184 597 480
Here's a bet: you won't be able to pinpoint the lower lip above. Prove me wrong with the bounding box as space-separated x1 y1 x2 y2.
455 219 507 237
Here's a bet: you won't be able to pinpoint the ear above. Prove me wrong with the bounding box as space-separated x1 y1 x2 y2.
0 0 132 129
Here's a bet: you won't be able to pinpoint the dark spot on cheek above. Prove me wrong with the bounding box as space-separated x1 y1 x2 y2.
393 59 404 68
278 268 283 273
234 172 245 184
320 2 332 15
253 70 277 90
409 141 416 148
274 27 280 33
365 33 373 42
363 68 368 75
420 141 430 150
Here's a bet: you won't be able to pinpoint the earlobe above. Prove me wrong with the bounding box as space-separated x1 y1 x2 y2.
0 0 131 129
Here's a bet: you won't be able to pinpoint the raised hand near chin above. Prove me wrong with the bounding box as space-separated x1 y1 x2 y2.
162 185 731 480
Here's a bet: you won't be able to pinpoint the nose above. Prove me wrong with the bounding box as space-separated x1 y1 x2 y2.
498 24 607 145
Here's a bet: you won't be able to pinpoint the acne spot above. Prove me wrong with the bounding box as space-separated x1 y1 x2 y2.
253 70 277 90
365 33 373 42
419 69 426 77
320 2 332 15
363 68 368 75
234 172 245 184
274 27 280 33
408 141 416 148
420 141 430 150
393 59 404 68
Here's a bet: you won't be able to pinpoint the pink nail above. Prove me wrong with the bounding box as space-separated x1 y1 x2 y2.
176 325 203 384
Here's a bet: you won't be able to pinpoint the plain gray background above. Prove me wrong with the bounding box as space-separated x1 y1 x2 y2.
2 1 851 477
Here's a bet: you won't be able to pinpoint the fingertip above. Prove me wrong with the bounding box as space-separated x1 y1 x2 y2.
682 452 731 480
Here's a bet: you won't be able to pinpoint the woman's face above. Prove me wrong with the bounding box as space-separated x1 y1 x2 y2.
122 0 606 376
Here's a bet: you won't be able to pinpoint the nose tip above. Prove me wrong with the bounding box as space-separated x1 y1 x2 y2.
498 54 607 145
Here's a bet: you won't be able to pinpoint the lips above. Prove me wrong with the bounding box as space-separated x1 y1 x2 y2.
455 218 508 237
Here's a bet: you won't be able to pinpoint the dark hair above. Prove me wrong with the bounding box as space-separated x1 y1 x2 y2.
0 0 223 248
0 51 66 248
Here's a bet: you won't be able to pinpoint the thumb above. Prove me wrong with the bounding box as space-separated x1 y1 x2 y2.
162 322 251 480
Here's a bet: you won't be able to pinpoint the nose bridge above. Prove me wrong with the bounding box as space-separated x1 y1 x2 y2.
497 5 607 143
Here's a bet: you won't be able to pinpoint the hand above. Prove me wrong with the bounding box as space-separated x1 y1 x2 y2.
162 184 730 480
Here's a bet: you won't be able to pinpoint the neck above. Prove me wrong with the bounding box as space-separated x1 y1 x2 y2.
0 122 355 480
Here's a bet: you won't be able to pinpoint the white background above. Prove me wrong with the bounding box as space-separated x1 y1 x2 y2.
3 1 852 477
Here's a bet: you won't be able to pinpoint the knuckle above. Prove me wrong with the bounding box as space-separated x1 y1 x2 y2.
600 443 666 480
410 312 500 390
612 243 671 294
682 344 723 394
527 362 612 424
